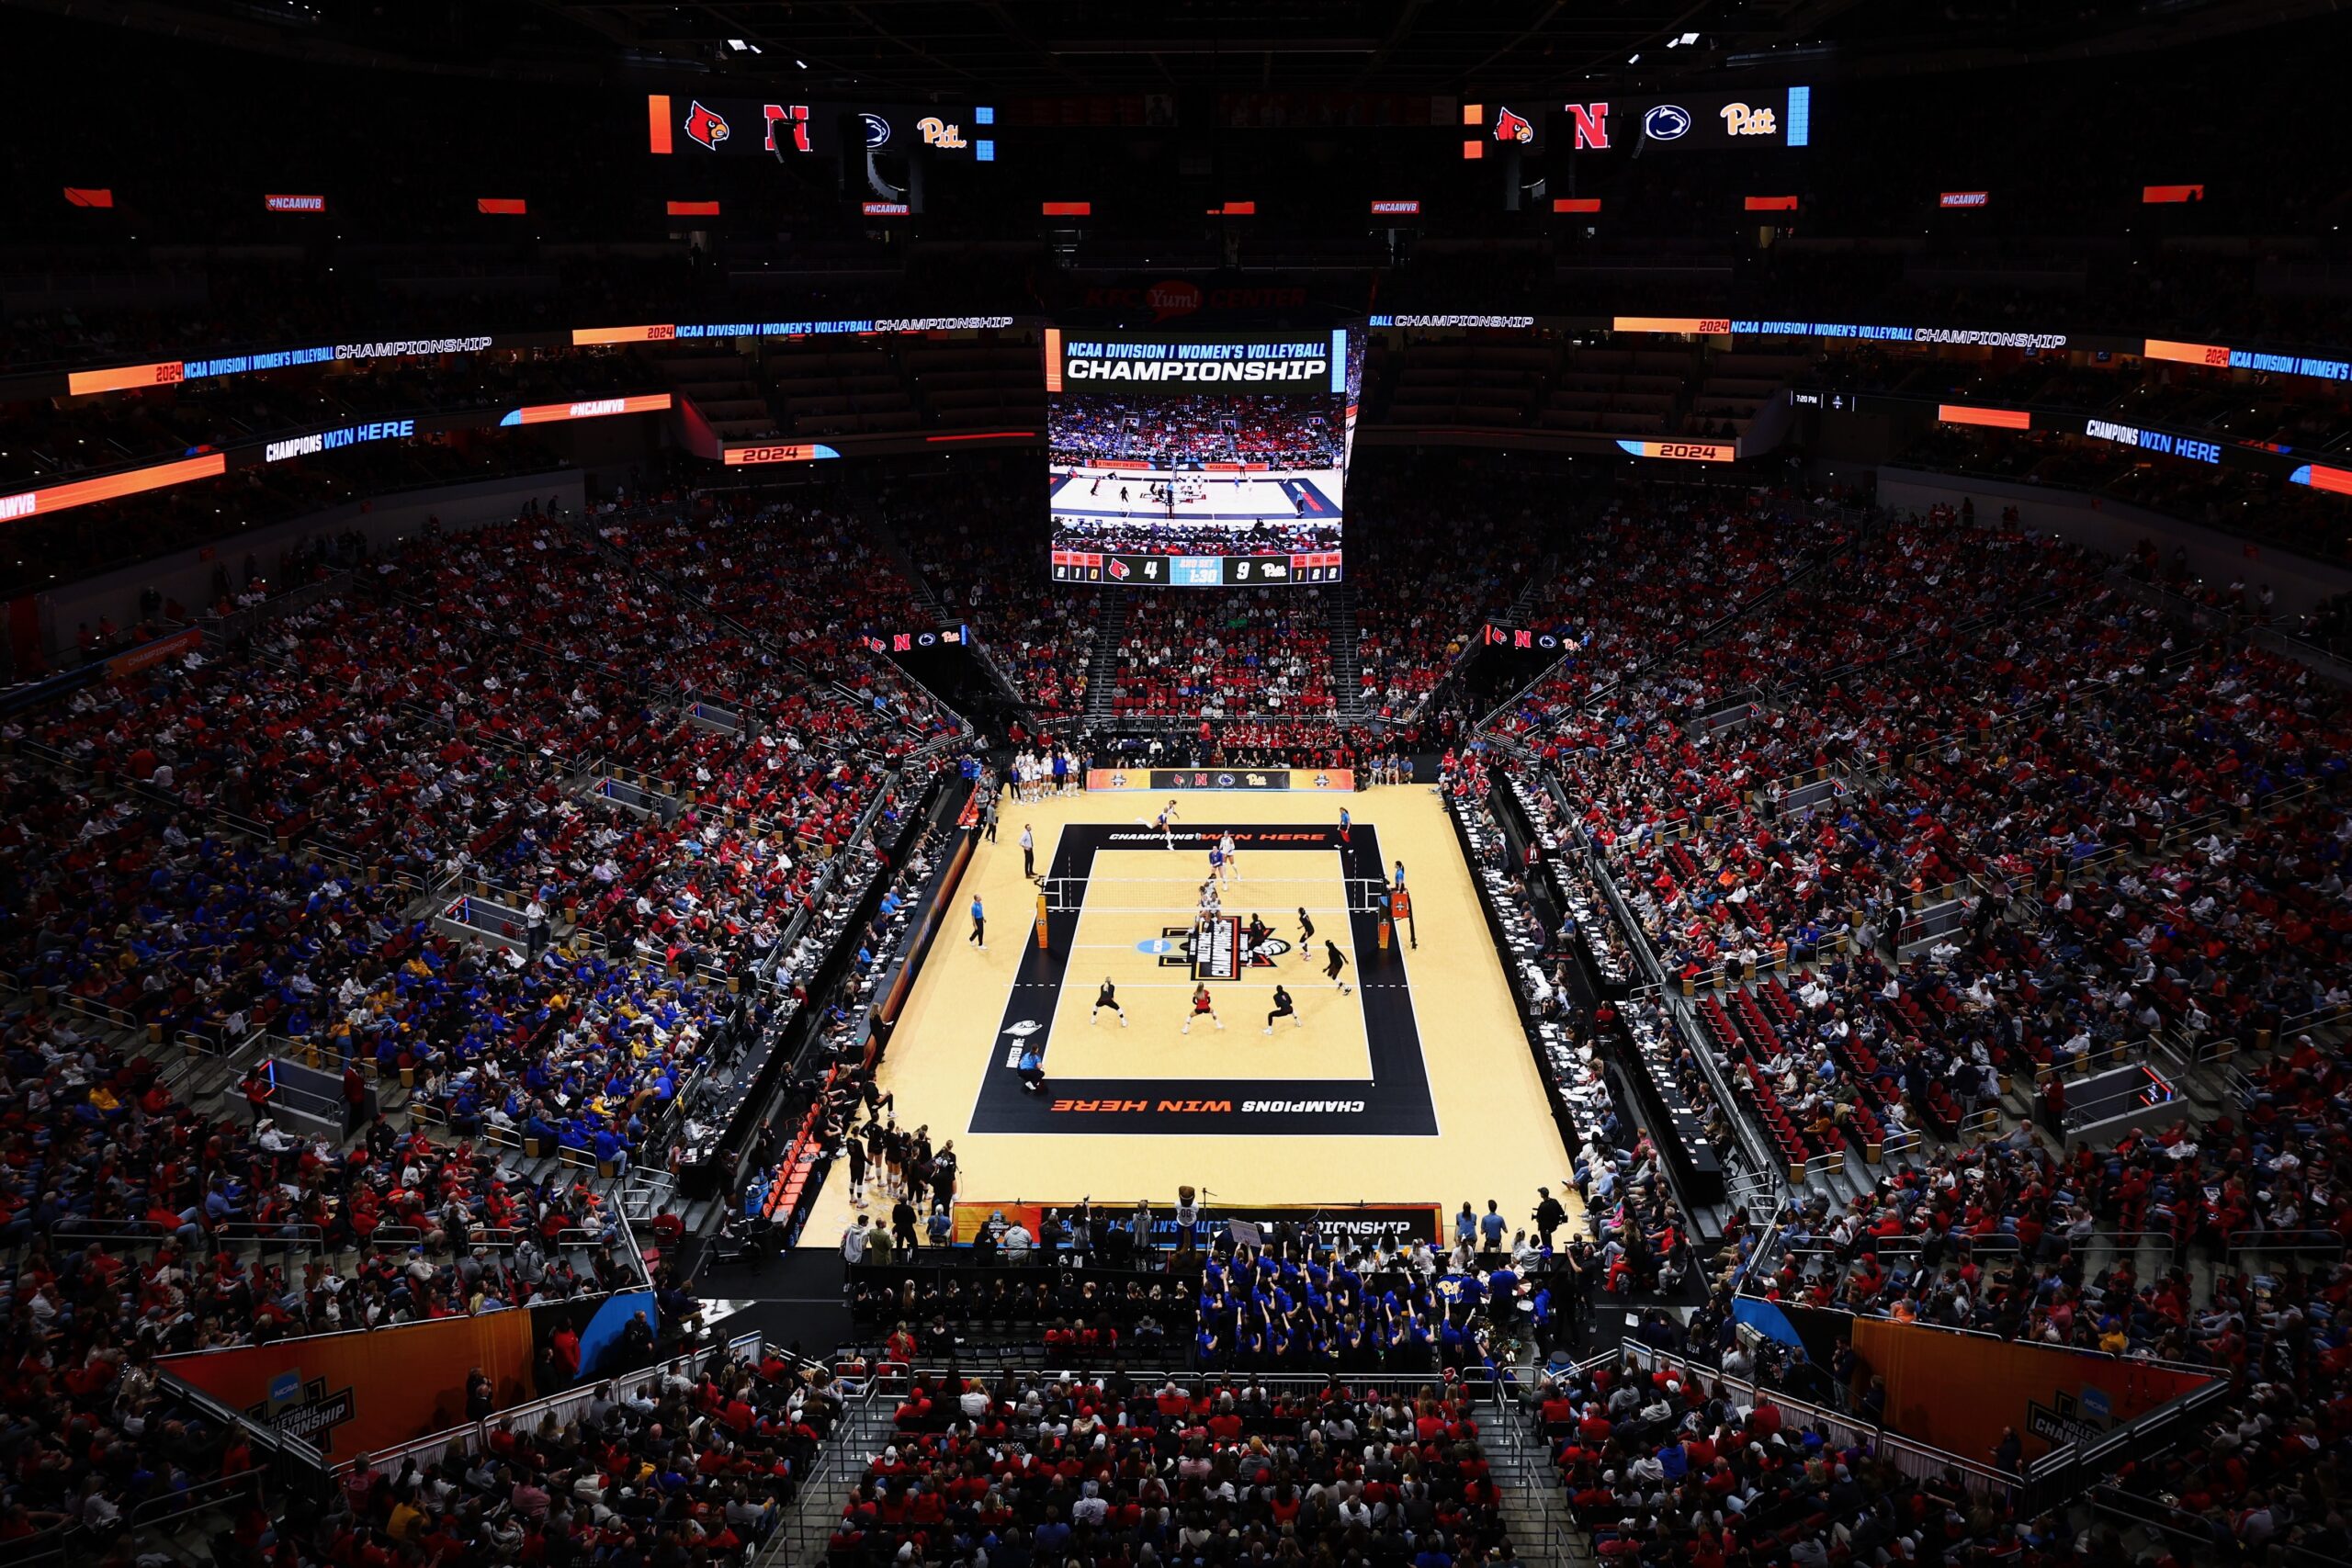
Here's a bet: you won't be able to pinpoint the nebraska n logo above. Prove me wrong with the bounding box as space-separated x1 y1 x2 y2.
763 103 811 153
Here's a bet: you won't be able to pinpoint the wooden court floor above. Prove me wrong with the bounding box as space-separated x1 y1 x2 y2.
797 785 1577 1244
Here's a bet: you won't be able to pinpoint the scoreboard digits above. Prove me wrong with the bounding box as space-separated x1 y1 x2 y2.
1049 550 1345 586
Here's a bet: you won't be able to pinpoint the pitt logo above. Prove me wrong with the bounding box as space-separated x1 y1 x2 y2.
918 117 967 150
1492 107 1534 143
1719 102 1778 137
684 100 730 150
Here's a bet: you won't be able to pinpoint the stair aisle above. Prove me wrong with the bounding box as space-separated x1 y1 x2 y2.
772 1376 899 1564
1329 582 1365 724
1083 587 1131 727
1480 1380 1583 1567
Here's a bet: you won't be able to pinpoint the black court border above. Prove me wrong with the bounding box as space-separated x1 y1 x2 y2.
970 823 1437 1136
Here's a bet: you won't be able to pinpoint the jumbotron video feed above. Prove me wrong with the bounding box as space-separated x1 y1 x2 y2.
1046 328 1359 586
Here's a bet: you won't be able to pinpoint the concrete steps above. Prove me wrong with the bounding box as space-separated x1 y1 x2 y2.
1329 583 1364 724
1083 589 1130 727
1478 1384 1585 1568
772 1388 899 1564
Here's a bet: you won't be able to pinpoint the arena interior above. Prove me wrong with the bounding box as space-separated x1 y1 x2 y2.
6 3 2352 1565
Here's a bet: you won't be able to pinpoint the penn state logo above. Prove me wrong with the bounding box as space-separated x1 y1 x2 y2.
861 112 892 148
1216 773 1236 787
1643 104 1692 141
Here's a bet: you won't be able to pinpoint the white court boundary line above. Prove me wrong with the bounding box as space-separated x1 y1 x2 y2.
1023 844 1373 1083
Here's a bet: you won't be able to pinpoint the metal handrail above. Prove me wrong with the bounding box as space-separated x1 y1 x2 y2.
1615 1342 2017 1497
336 1330 752 1477
2223 1227 2348 1257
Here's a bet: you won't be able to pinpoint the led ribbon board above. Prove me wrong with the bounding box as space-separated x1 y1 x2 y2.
1615 439 1736 462
498 393 673 426
722 443 842 464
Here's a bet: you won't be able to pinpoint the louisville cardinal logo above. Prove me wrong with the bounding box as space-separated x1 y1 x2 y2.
684 100 730 150
1493 107 1534 143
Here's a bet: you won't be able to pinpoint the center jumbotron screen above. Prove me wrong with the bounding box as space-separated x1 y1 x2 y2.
1046 327 1360 587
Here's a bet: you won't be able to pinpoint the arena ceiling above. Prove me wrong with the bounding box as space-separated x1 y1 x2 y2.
6 0 2335 92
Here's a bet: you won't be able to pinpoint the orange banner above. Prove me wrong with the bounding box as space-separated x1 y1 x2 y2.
722 442 838 465
162 1311 537 1459
67 360 184 396
2294 462 2352 496
1938 404 2033 430
504 392 673 423
0 452 224 522
570 325 678 346
1616 439 1737 463
2143 337 2233 368
1611 315 1730 335
1850 1317 2214 1465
